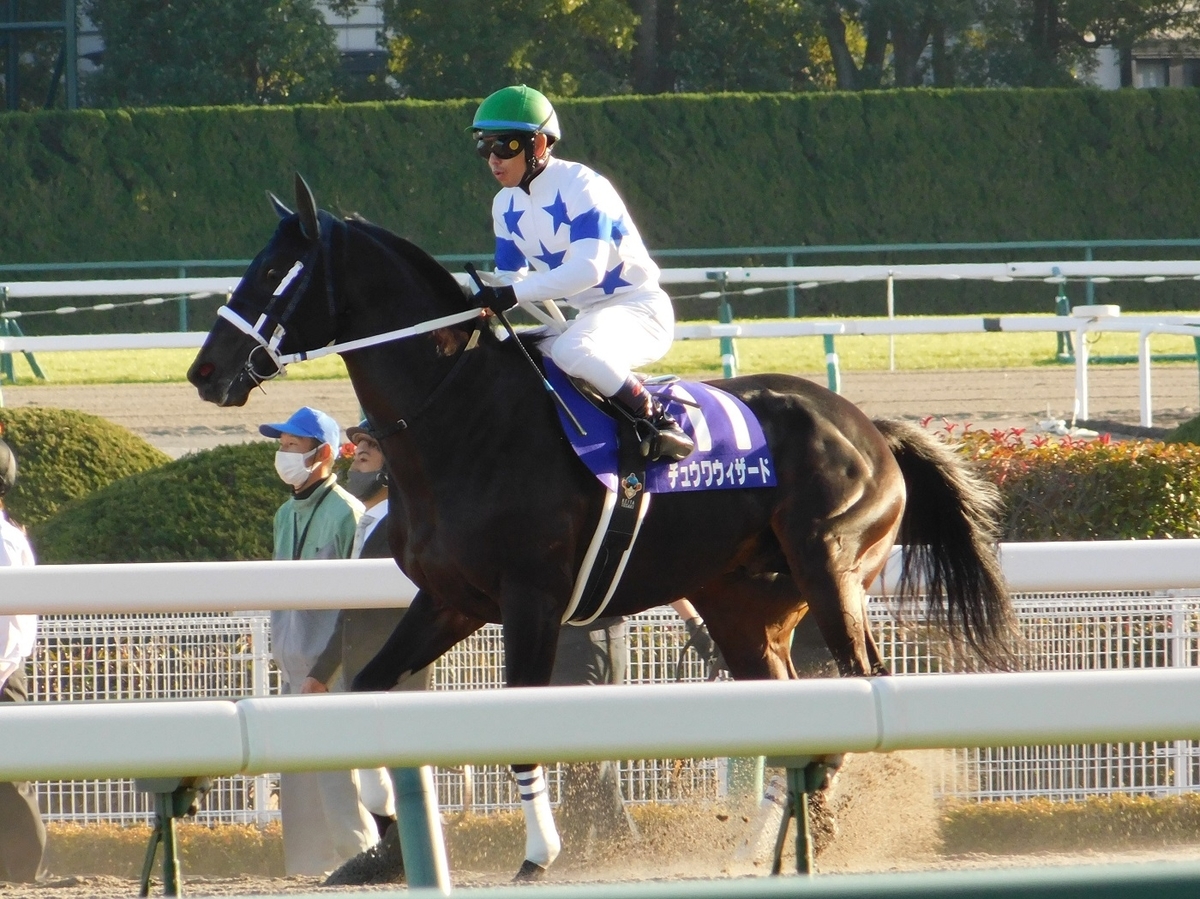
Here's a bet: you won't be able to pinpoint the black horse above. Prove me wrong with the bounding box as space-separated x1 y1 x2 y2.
189 176 1013 874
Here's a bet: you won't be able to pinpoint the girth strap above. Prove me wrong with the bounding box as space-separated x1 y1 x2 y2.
563 420 651 626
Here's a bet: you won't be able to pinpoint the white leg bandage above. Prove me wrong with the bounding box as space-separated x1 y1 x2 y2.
735 771 789 863
515 766 561 867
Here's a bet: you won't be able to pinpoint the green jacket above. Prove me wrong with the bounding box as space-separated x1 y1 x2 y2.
272 475 361 562
270 475 362 686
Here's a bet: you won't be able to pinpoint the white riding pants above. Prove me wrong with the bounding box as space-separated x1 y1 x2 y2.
542 287 675 397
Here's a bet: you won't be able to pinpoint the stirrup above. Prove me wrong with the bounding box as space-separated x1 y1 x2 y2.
636 418 694 462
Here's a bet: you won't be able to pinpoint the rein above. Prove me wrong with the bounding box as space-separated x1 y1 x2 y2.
219 214 488 439
280 309 482 365
217 214 482 385
368 324 483 439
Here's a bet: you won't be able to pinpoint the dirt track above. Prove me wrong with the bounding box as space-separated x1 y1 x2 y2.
3 367 1200 896
3 364 1197 457
5 753 1200 897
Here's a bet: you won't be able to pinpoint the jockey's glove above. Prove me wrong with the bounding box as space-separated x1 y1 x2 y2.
473 284 519 314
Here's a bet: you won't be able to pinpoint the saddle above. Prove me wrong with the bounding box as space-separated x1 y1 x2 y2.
543 360 776 625
542 359 776 496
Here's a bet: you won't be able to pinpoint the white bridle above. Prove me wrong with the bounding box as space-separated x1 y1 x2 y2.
216 258 483 380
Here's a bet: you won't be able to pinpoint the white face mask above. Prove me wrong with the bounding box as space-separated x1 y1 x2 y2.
275 447 320 488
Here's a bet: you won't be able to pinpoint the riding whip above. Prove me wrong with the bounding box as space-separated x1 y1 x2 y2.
464 263 586 436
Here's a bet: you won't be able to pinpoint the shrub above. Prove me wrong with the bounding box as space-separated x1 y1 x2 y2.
31 441 288 563
0 407 169 529
941 794 1200 855
938 421 1200 540
44 821 284 878
1165 414 1200 445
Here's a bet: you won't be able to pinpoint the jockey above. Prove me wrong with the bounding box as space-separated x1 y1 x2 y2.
469 84 694 463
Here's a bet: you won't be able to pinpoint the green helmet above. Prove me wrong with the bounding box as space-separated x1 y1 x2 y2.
472 85 561 141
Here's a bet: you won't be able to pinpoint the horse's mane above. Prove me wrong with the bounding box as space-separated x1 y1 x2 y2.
341 213 546 357
343 214 472 308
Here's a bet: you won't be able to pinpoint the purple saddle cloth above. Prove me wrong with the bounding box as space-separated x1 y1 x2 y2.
543 358 777 494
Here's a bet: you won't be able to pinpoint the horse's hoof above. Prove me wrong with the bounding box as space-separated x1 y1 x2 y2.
513 860 548 882
322 823 404 886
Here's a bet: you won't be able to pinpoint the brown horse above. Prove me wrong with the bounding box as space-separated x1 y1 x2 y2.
188 176 1014 876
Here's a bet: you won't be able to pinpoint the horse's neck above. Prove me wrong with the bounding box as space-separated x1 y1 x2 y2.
344 339 525 477
335 233 549 485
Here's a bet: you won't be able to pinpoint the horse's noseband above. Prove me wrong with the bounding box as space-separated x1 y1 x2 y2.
217 217 336 384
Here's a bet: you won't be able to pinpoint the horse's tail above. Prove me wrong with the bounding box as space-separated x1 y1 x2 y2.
873 419 1016 669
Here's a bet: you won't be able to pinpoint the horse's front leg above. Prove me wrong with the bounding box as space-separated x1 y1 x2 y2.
500 582 567 881
351 590 482 692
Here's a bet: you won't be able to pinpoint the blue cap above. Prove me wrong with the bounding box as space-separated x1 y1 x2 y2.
259 406 340 448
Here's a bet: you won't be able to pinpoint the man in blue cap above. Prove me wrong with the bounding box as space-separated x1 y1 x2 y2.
259 406 377 875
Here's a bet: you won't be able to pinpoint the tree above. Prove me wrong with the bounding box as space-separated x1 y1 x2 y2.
669 0 834 91
817 0 1200 90
84 0 342 107
933 0 1200 87
380 0 636 99
1 0 74 110
817 0 984 88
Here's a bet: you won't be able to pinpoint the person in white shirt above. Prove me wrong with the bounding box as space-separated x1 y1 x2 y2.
468 84 693 463
0 437 45 883
303 420 432 887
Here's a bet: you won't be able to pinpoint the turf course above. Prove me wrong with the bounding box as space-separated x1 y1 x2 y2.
0 320 1195 385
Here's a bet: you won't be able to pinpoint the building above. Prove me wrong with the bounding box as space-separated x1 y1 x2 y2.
1089 36 1200 89
76 1 388 88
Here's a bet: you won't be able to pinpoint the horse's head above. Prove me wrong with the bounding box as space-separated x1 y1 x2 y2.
188 174 342 407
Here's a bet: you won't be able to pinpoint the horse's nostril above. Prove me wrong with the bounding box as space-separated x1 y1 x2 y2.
197 362 215 379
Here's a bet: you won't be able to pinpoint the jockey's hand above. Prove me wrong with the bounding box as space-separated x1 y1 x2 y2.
473 284 519 314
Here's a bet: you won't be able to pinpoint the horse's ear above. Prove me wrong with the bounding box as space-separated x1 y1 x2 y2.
294 173 320 241
266 191 293 219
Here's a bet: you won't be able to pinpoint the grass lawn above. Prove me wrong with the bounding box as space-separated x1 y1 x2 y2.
1 320 1196 385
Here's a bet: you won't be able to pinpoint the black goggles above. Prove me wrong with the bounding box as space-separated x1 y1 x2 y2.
475 133 527 160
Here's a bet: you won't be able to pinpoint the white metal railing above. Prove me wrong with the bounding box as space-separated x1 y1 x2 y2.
27 608 718 825
5 541 1200 616
22 591 1200 823
7 259 1200 300
1 313 1193 425
7 669 1200 782
3 271 1199 425
8 542 1200 823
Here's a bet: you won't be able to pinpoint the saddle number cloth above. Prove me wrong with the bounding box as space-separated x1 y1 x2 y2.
543 359 777 494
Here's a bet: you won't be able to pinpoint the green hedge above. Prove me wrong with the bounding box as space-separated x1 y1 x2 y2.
0 407 169 529
5 90 1200 328
31 441 290 563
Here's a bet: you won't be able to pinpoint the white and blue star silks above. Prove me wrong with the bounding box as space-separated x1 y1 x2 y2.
489 156 662 309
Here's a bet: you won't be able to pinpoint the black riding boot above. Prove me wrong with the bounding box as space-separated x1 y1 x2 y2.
612 376 694 462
